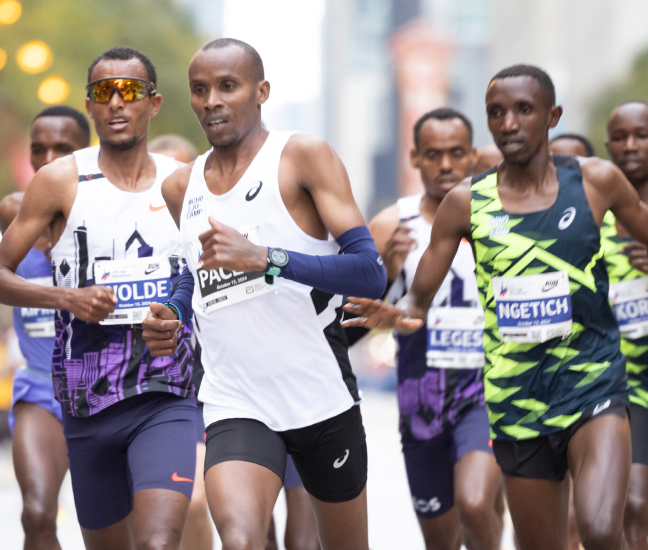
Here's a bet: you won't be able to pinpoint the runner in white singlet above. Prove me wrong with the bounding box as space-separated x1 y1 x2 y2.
142 38 387 550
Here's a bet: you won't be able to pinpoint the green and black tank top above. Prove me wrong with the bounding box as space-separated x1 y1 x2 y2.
601 211 648 409
470 154 628 441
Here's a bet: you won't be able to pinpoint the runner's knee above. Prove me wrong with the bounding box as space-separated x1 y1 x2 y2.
624 489 648 530
579 516 623 550
456 491 491 533
21 499 57 537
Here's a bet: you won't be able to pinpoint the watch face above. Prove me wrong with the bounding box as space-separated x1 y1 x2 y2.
270 248 289 267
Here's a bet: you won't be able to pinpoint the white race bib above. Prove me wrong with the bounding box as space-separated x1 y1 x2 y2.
21 276 55 338
94 256 172 325
609 278 648 339
197 225 273 313
426 307 485 369
492 271 572 343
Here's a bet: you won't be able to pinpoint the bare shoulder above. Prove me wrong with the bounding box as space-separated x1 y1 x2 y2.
578 156 624 191
162 161 194 196
283 132 333 158
22 155 78 209
436 178 473 234
443 178 473 209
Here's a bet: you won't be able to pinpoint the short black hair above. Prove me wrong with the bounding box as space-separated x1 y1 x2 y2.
201 38 264 82
88 46 157 84
550 133 595 157
33 106 90 146
489 64 556 107
413 108 473 149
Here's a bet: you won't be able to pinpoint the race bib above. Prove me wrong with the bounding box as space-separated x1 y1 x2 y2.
21 276 55 338
492 271 572 343
609 278 648 339
197 225 273 313
94 257 171 325
426 307 484 369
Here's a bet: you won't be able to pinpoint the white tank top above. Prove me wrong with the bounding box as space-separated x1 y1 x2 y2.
180 131 358 431
389 194 484 369
49 146 194 418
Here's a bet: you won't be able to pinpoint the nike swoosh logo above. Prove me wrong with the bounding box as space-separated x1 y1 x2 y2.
171 472 193 482
333 449 350 469
150 203 168 212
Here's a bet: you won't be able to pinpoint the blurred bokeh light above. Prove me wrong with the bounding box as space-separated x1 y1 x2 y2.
16 40 52 74
37 76 69 104
0 0 21 25
0 48 7 71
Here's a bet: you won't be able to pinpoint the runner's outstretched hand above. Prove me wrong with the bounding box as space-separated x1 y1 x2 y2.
142 302 182 357
342 296 424 333
198 216 268 273
64 286 117 323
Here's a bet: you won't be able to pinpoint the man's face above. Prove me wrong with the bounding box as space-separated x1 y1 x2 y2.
486 76 561 165
410 118 476 200
188 46 269 149
606 103 648 186
30 116 87 172
86 58 162 150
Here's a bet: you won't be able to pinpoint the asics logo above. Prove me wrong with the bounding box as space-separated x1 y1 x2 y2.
245 181 263 201
171 472 193 482
149 203 168 212
333 449 350 469
558 207 576 230
593 399 611 416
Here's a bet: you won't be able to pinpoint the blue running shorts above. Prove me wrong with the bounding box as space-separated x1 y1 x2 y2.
63 392 197 530
402 405 492 519
9 366 63 433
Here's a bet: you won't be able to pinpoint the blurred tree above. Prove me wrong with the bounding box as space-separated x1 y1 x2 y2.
0 0 209 195
589 49 648 159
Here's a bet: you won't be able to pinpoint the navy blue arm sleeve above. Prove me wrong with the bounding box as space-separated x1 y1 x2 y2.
278 225 387 299
168 266 195 323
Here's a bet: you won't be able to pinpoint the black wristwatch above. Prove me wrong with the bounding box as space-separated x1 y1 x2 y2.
266 247 289 276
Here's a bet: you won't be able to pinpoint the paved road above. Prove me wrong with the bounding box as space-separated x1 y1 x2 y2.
1 391 515 549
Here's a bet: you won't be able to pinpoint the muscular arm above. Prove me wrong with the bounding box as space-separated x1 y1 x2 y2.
274 134 387 298
0 157 116 320
400 182 472 321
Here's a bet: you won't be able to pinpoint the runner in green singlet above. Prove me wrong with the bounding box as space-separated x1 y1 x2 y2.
342 64 648 550
602 100 648 550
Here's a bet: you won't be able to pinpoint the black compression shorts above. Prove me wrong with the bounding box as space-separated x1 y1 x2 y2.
204 405 367 503
493 400 627 481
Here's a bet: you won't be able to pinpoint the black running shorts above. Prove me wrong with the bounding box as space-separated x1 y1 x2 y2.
204 405 367 503
631 403 648 466
493 400 628 481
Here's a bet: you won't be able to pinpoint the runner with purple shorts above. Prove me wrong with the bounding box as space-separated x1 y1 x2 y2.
0 47 197 550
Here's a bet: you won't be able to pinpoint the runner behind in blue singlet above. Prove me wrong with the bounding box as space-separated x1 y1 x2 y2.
1 106 89 550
